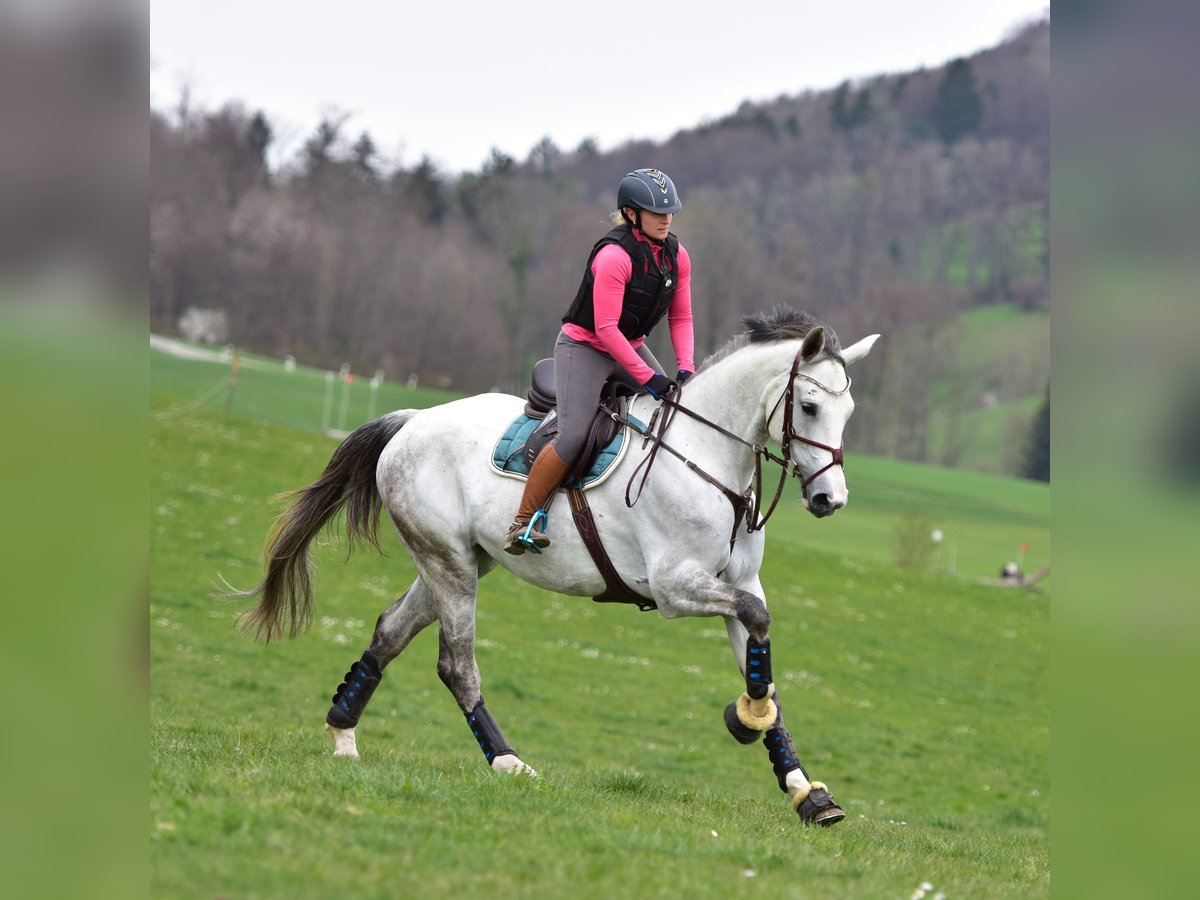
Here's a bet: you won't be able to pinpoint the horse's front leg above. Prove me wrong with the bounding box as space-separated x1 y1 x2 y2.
654 563 844 826
723 614 845 827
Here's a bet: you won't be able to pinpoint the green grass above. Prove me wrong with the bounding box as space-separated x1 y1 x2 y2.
151 339 463 434
953 305 1049 369
773 454 1049 583
151 351 1049 898
927 394 1045 475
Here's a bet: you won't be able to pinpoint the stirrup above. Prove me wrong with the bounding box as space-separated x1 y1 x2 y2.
507 509 550 555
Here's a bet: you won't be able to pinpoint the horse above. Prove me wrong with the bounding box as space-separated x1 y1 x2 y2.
237 306 879 827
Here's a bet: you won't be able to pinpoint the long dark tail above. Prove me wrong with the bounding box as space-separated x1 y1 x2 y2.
235 410 415 642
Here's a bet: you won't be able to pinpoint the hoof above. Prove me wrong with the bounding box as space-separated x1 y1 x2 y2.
724 700 762 744
795 785 845 827
325 723 360 759
491 753 538 777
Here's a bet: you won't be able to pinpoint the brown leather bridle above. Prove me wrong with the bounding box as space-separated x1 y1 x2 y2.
617 345 851 543
773 348 851 494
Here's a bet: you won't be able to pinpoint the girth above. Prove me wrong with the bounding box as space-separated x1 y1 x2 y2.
566 488 657 612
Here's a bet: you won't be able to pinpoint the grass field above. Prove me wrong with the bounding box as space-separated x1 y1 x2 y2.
150 344 1049 898
150 337 463 434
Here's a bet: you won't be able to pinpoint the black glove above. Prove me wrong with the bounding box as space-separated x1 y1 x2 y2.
643 372 674 400
676 369 693 386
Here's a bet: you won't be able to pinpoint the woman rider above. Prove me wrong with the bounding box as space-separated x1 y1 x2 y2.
505 168 696 555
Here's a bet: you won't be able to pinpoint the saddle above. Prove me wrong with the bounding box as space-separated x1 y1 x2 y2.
519 358 635 485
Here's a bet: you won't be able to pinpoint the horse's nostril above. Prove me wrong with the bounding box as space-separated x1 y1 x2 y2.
811 493 830 511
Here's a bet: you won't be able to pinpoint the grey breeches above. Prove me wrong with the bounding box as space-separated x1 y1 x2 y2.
552 331 662 465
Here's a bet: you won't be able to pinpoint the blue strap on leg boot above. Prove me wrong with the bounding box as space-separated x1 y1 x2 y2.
326 650 382 729
745 635 773 699
724 636 777 742
765 716 808 792
764 705 845 826
465 698 516 764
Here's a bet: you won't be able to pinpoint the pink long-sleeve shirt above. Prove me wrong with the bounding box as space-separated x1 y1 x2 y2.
561 229 695 385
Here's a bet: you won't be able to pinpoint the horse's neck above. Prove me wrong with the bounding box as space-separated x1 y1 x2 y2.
657 342 796 486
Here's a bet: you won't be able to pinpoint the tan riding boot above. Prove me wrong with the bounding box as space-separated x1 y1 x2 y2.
504 444 573 555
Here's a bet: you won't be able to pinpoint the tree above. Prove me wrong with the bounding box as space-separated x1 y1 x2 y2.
528 136 561 176
575 136 600 159
483 147 516 177
1023 388 1050 482
848 89 872 129
829 81 850 130
933 58 983 144
352 132 379 184
405 156 449 223
245 111 272 172
830 81 871 131
303 117 345 174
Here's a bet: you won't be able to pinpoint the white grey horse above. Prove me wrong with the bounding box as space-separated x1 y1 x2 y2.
240 307 879 826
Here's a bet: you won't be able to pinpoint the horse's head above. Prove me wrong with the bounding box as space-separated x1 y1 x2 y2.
772 326 879 518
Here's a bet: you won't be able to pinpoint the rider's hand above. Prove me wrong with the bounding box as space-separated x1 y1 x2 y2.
643 372 674 400
676 369 693 386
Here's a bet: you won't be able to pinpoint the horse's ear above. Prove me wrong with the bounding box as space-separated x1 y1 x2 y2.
841 334 880 366
800 327 825 362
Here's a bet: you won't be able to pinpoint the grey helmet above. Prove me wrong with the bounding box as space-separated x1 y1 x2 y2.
617 168 682 214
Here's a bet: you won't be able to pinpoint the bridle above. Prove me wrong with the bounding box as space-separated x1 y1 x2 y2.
772 353 850 493
616 345 850 544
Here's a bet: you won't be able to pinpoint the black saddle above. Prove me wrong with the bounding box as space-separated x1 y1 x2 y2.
520 358 635 484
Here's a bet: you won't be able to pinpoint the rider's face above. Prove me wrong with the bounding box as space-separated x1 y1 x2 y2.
628 208 672 241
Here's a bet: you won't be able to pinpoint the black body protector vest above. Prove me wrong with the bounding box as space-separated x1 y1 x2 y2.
562 225 679 341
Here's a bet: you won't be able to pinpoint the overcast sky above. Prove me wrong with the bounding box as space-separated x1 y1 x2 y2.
150 1 1049 174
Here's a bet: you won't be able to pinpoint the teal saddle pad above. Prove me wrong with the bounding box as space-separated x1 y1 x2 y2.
491 410 645 490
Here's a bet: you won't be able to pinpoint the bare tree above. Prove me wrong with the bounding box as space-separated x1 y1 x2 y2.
148 19 1049 470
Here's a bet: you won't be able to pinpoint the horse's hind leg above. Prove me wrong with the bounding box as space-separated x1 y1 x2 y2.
325 576 439 758
422 555 537 776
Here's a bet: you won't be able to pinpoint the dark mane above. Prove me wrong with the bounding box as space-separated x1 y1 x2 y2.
698 306 843 371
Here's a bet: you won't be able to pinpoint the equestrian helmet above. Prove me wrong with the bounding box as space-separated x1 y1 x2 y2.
617 168 682 214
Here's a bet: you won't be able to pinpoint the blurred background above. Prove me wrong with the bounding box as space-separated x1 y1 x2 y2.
147 8 1051 478
1 2 146 898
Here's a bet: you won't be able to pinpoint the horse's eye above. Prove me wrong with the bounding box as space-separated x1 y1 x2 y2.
801 402 818 416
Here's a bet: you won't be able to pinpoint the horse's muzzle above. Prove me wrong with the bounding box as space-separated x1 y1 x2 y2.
805 492 844 518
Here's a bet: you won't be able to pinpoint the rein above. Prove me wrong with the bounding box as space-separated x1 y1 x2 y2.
612 347 849 544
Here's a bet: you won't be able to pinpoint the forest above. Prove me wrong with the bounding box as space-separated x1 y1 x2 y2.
150 18 1049 476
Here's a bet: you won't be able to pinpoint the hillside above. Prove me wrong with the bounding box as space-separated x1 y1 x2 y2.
150 18 1049 476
